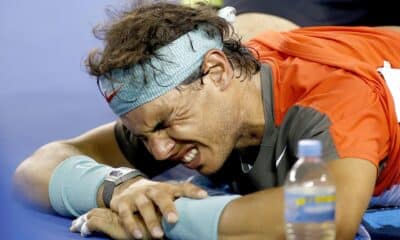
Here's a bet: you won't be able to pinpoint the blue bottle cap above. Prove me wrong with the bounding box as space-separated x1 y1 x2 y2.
297 139 322 157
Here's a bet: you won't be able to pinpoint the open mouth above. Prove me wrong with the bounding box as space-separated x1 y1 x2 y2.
182 148 198 163
182 148 201 169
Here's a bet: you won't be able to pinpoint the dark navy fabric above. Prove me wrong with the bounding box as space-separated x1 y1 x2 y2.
361 207 400 239
224 0 400 26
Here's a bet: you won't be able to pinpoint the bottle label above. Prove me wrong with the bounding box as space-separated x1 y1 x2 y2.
285 189 335 223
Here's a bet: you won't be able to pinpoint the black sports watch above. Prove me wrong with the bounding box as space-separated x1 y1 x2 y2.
102 167 146 208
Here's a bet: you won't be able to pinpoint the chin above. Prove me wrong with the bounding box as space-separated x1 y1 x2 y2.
199 161 224 175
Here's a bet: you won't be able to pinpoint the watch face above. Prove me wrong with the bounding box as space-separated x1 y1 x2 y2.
106 168 143 185
110 170 123 177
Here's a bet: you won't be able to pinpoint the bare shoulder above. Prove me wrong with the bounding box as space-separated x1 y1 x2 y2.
67 121 130 167
374 26 400 32
70 121 118 142
233 12 299 42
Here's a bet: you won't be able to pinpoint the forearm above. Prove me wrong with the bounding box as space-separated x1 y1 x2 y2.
218 158 375 240
217 188 357 240
218 187 285 240
13 122 133 212
13 141 85 211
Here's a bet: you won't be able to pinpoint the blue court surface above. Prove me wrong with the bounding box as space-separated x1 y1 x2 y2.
1 0 139 239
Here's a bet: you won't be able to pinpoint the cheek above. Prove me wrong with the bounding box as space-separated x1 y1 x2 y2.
197 109 209 122
167 118 211 143
167 122 197 138
202 111 227 132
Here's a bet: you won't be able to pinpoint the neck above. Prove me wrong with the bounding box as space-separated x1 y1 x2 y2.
235 71 265 148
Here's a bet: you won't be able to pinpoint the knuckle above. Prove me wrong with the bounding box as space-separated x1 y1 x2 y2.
150 183 164 193
145 187 157 198
145 186 158 197
101 209 117 223
163 202 175 211
182 183 195 192
158 182 172 191
87 208 102 218
85 218 98 230
115 197 133 211
86 212 94 219
135 195 152 209
104 209 115 219
118 208 132 219
182 181 191 187
117 203 133 218
183 181 197 189
147 188 164 199
157 196 173 206
110 196 121 210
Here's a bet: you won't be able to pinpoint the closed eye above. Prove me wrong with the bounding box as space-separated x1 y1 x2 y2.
153 121 167 132
133 121 168 143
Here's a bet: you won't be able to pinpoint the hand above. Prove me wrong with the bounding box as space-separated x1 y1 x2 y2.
70 208 153 240
110 178 208 239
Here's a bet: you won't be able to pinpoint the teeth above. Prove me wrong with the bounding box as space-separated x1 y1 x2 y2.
183 148 198 163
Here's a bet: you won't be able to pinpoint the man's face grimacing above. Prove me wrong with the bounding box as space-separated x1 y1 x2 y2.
121 50 252 174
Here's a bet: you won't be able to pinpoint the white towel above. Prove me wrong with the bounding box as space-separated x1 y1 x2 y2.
377 60 400 122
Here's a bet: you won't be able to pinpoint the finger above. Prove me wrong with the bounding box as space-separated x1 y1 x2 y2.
180 182 208 199
86 214 132 240
70 214 87 232
80 222 92 237
87 208 109 219
117 202 143 239
135 194 164 239
147 188 178 223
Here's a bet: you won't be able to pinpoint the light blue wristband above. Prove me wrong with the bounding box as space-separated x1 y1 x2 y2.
48 155 112 217
162 195 240 240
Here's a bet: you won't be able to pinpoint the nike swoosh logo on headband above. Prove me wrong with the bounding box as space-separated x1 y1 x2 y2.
104 85 123 103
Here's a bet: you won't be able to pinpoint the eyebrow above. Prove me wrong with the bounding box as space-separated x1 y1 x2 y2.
132 99 173 136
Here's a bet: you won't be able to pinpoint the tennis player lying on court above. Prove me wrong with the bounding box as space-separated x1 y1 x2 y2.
14 2 400 239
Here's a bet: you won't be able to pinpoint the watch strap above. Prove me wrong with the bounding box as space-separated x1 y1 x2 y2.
103 179 116 208
102 168 146 208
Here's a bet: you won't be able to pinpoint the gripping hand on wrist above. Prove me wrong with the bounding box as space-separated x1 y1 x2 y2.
110 178 208 239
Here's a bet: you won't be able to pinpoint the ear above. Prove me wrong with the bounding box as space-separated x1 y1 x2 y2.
201 49 234 91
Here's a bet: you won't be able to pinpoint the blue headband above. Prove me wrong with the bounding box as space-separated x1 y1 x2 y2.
98 26 223 116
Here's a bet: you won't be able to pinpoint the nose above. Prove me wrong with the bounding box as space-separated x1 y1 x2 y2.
146 134 175 160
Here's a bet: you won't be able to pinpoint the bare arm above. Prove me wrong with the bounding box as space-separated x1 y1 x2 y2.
13 121 206 239
13 121 131 211
218 158 377 240
61 157 376 239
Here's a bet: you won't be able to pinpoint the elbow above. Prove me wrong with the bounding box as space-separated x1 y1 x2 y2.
13 160 32 198
335 227 359 240
13 141 80 212
13 153 53 212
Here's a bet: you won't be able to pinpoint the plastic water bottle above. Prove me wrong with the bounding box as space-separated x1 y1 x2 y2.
284 139 336 240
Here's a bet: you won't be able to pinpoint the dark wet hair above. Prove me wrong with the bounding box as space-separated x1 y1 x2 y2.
86 1 260 84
